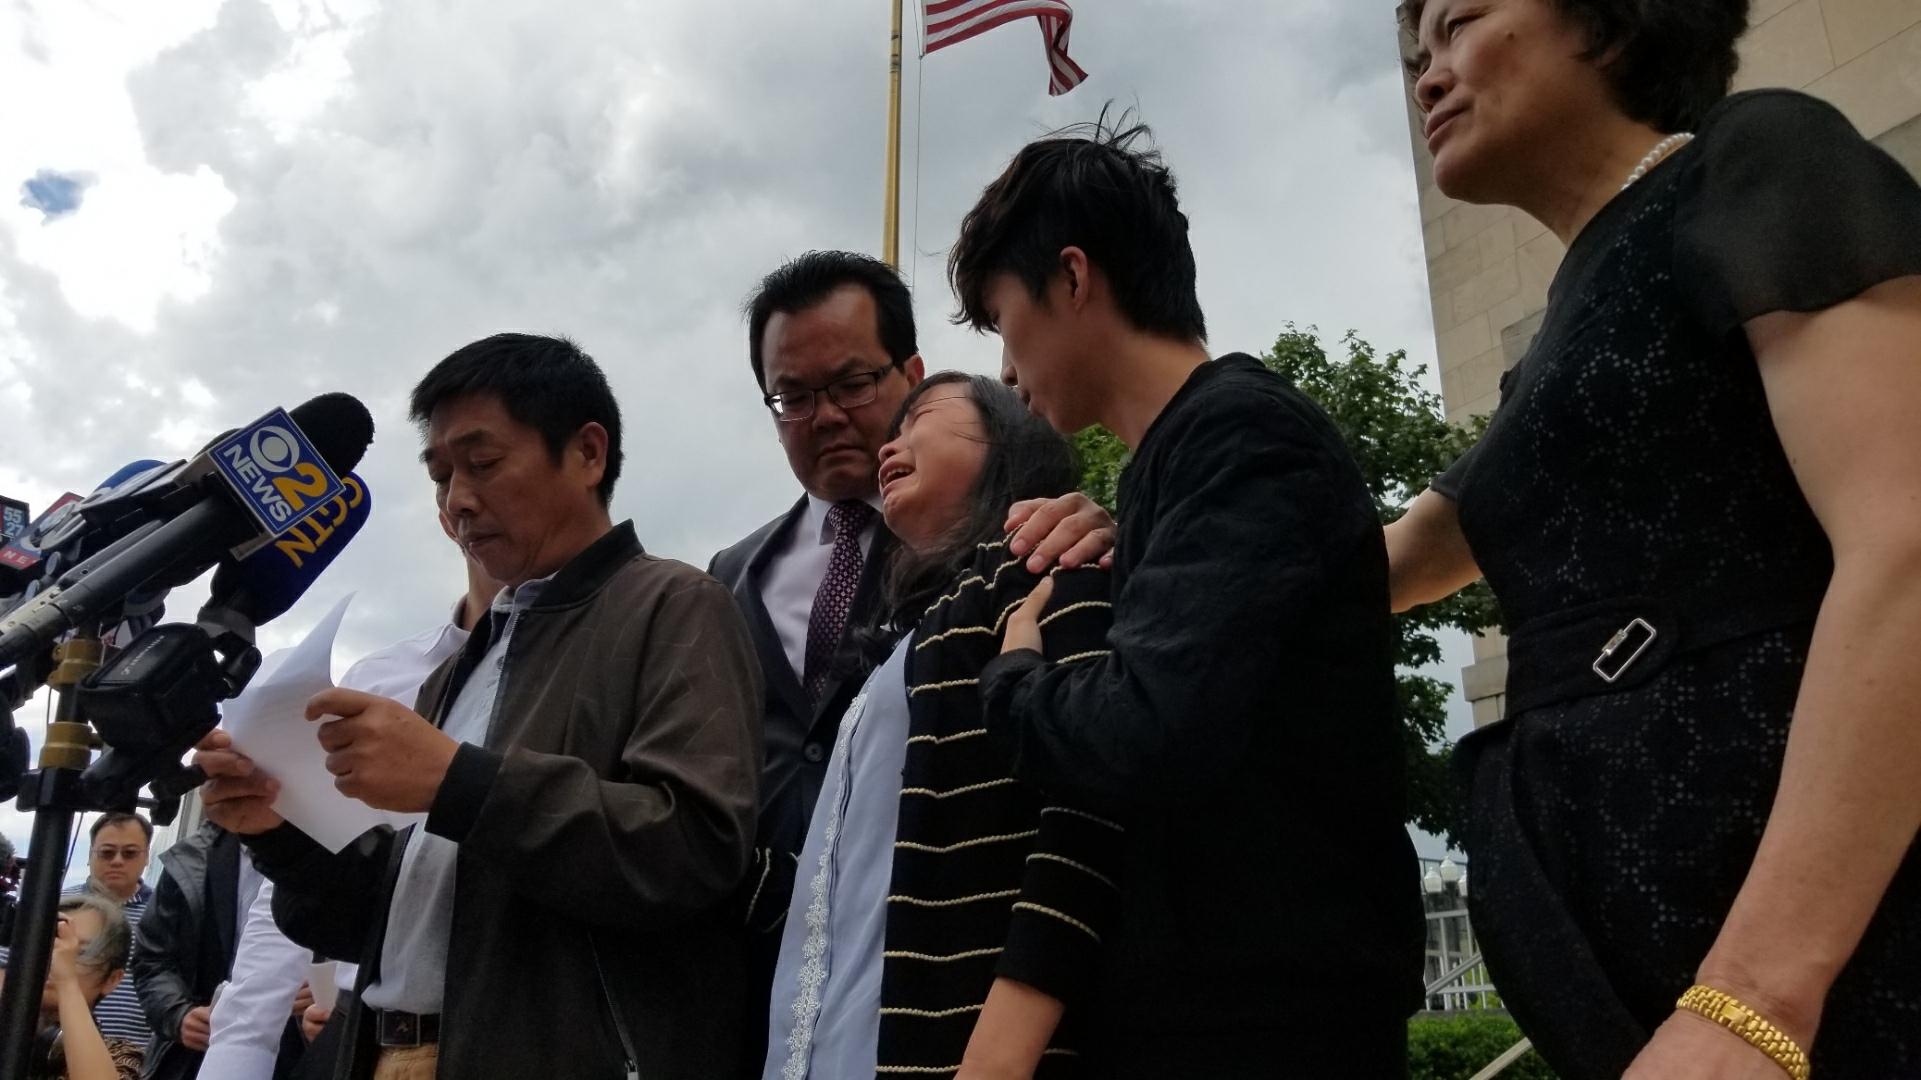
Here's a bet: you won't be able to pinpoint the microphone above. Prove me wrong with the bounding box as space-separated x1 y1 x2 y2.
0 496 28 546
80 475 373 809
0 499 74 596
77 473 373 807
0 394 375 669
96 461 167 488
0 461 169 595
198 471 372 639
7 462 169 567
0 460 181 694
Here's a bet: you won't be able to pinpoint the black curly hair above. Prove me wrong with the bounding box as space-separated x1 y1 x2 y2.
948 106 1206 344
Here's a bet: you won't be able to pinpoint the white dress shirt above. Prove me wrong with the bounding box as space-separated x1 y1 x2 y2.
198 610 470 1080
758 494 883 681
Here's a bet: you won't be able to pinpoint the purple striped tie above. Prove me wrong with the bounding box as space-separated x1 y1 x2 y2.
804 500 877 701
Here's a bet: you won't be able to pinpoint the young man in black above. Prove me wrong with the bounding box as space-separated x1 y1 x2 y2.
954 118 1425 1076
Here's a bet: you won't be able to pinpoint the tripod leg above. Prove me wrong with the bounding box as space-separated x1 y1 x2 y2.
0 791 77 1079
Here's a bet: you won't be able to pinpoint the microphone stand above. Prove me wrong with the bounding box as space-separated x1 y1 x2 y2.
0 616 253 1074
0 629 104 1080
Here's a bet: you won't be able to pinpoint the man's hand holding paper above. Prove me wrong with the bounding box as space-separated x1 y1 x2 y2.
195 731 287 835
191 595 426 851
307 687 459 814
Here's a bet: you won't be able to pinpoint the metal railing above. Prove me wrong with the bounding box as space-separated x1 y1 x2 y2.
1418 857 1533 1077
1468 1038 1536 1080
1424 952 1487 998
1424 953 1531 1079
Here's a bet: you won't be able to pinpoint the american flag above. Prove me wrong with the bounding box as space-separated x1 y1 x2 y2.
923 0 1088 96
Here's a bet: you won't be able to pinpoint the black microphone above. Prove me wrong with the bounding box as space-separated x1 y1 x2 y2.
0 394 375 669
0 462 166 596
80 473 372 805
78 473 374 808
25 461 171 558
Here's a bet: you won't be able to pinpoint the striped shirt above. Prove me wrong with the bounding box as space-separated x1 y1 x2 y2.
878 542 1120 1076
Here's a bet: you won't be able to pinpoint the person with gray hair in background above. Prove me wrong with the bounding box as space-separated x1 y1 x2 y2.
68 813 156 1052
0 892 145 1079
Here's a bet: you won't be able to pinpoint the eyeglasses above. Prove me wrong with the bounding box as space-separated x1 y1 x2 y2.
763 365 898 423
92 847 145 863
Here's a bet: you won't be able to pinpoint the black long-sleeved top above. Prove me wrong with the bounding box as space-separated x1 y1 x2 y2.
982 354 1426 1069
877 545 1118 1077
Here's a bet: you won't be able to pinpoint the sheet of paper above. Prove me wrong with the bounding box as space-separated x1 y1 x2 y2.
306 960 340 1012
220 594 423 852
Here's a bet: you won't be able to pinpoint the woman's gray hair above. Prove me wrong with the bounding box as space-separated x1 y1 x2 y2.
59 892 130 976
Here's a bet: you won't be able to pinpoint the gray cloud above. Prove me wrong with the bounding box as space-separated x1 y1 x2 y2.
2 0 1451 852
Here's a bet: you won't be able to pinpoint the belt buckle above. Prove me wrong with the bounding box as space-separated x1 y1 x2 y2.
379 1011 424 1048
1592 617 1657 684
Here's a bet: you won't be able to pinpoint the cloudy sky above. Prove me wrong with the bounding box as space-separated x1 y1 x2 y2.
1 0 1463 863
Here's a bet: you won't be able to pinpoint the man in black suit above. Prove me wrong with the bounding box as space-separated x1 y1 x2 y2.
715 252 921 949
714 251 1113 1070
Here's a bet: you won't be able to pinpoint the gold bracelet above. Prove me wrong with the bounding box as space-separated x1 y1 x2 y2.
1675 984 1811 1080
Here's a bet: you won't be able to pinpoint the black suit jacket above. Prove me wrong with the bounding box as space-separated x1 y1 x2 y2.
708 496 895 930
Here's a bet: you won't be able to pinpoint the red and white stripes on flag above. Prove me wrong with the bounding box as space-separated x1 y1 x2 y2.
923 0 1088 96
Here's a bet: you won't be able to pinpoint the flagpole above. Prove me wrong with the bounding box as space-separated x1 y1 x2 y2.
883 0 904 269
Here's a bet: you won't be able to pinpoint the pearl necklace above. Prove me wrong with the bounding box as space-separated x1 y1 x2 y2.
1621 132 1695 191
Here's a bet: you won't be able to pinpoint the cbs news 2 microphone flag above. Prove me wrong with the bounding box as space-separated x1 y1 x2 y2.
922 0 1088 95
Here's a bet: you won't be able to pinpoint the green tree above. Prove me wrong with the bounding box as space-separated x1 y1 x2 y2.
1074 326 1498 841
1071 427 1131 512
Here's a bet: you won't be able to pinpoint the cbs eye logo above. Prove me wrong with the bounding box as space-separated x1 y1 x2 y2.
216 412 343 531
248 427 302 474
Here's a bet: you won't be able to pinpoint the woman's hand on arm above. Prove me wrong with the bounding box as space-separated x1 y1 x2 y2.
1000 576 1053 656
1384 489 1481 613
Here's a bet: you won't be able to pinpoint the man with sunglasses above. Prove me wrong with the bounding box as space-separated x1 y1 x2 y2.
67 814 156 1054
717 251 1115 1074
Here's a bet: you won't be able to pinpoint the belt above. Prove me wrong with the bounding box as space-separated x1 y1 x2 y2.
374 1009 441 1048
1502 577 1827 716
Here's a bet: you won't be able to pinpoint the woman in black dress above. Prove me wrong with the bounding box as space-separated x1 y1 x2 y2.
1387 1 1921 1077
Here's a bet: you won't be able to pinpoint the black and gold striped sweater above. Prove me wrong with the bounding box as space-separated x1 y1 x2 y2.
875 539 1119 1077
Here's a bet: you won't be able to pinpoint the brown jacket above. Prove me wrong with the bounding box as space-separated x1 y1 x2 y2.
250 522 764 1080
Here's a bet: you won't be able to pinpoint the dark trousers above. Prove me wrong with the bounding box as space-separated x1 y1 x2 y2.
1101 1011 1411 1080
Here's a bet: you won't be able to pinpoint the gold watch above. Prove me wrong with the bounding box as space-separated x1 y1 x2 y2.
1675 984 1811 1080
